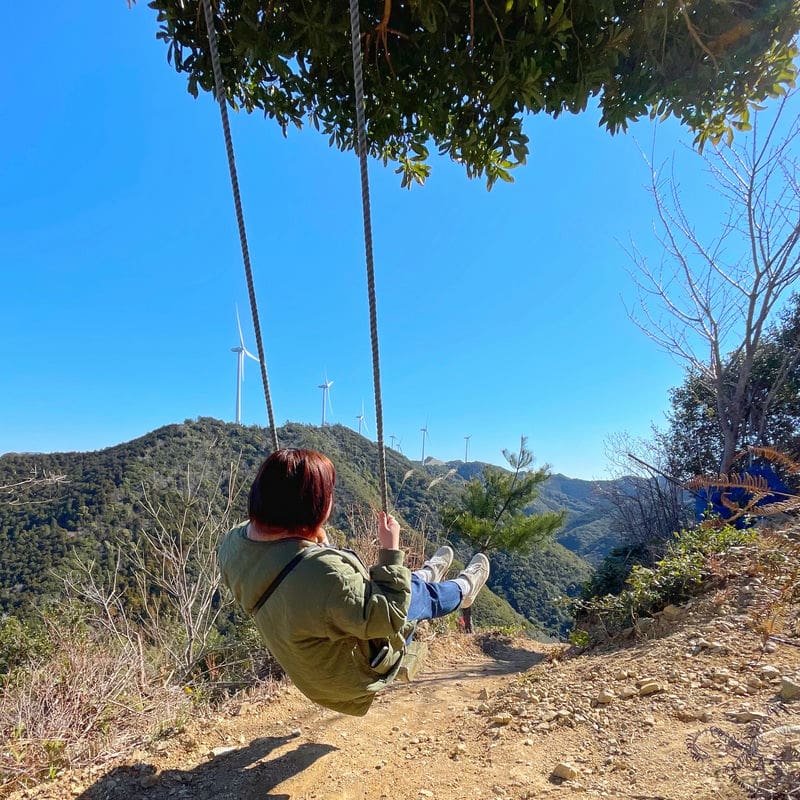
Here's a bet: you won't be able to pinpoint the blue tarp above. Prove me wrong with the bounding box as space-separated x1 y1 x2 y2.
695 462 791 526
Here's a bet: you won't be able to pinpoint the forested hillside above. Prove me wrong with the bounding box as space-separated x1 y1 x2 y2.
0 418 617 636
537 473 622 564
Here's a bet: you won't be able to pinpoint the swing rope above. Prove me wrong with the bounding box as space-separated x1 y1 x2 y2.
200 0 389 513
347 0 389 514
200 0 279 452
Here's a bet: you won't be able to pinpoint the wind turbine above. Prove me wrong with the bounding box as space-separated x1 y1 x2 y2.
389 433 398 450
318 372 334 426
464 435 471 463
231 305 259 425
355 401 369 436
420 423 430 463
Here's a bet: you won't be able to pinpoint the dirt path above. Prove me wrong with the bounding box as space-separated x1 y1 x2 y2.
62 636 545 800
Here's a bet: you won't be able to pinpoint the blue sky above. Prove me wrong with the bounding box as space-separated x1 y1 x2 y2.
1 3 793 479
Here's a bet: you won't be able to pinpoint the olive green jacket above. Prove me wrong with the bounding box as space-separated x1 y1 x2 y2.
217 523 413 716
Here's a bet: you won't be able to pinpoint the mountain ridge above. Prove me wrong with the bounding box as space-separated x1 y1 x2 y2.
0 418 621 635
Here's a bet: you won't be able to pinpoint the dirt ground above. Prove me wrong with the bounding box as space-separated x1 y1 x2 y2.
11 533 800 800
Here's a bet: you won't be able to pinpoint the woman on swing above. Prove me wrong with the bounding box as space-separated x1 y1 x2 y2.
218 448 490 716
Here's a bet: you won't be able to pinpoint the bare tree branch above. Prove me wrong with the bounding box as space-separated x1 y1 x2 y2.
628 93 800 471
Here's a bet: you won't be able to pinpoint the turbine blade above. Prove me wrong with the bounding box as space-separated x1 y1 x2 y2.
235 305 245 347
244 348 260 362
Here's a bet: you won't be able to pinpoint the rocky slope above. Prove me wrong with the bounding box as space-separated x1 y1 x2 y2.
8 524 800 800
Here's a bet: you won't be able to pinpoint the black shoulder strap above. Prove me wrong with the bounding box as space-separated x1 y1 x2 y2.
250 546 316 617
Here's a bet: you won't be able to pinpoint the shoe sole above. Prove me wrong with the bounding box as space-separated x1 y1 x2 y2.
426 546 454 582
459 553 490 608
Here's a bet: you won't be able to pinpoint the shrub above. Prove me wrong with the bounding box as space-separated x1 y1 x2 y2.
574 521 756 639
0 616 51 678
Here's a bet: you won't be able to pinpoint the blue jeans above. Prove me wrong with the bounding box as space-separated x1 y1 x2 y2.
407 575 463 621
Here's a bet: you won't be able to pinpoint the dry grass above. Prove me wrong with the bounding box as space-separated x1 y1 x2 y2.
0 616 286 798
0 625 170 795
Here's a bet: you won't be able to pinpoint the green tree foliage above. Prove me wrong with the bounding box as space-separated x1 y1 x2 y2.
441 437 565 631
147 0 800 186
441 437 565 555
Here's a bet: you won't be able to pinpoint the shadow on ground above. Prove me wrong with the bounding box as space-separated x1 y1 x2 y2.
76 735 337 800
476 635 547 674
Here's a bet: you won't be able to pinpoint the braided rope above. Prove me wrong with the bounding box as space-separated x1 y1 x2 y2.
347 0 389 513
200 0 279 452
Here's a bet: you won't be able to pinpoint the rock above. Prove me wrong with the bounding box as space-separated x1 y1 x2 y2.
596 689 616 704
639 682 663 696
760 666 781 680
662 604 684 621
713 668 730 679
780 677 800 701
478 688 490 700
619 687 638 699
208 746 237 758
419 791 434 798
140 774 159 788
728 710 769 723
492 713 513 725
637 618 656 633
552 762 579 781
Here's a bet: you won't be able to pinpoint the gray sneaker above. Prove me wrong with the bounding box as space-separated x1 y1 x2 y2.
454 553 490 608
413 545 454 583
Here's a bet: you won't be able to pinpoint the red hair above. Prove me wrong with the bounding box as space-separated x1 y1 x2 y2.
248 449 335 532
